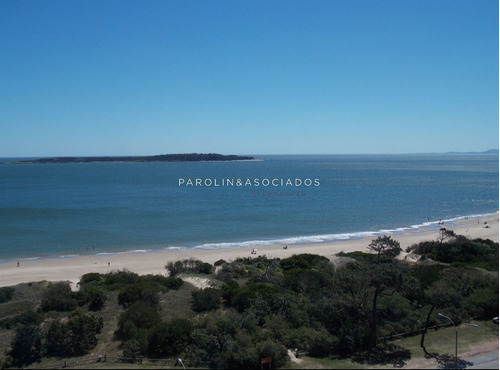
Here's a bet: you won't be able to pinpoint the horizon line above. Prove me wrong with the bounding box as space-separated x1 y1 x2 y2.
1 149 498 159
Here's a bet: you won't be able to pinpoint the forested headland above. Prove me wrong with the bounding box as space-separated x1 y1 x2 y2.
13 153 255 164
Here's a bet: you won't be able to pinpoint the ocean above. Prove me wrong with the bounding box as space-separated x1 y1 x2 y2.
0 154 498 262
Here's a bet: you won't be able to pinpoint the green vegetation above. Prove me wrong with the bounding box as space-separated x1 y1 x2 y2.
408 230 498 271
0 288 15 304
0 236 497 369
166 259 214 277
19 153 254 164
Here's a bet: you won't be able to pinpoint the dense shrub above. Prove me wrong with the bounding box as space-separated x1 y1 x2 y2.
410 264 447 290
0 310 42 330
41 282 78 312
411 237 499 270
307 327 338 357
122 339 142 361
280 253 330 271
147 318 193 357
79 272 103 286
231 283 282 312
166 259 214 276
116 301 161 340
7 325 42 367
45 313 104 357
102 270 139 288
191 288 222 312
258 339 288 369
221 280 239 306
83 285 107 311
0 286 15 303
118 282 159 308
140 274 184 290
282 268 328 295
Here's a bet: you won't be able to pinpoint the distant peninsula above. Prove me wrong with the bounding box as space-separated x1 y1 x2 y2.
15 153 255 164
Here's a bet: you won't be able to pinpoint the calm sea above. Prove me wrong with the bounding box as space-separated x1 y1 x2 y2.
0 154 498 262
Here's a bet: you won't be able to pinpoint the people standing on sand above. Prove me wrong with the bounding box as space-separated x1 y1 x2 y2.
16 262 19 267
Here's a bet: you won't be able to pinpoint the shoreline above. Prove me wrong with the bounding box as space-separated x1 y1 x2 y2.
0 213 497 289
1 211 497 264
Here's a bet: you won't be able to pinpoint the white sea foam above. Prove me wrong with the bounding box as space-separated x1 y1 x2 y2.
188 212 498 251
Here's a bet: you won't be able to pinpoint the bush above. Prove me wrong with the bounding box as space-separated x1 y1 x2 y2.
280 254 330 271
41 282 78 312
147 319 193 357
166 260 185 277
232 283 282 313
308 327 337 357
191 288 222 312
221 280 239 306
0 286 15 303
102 270 139 289
258 339 288 368
166 259 213 276
282 268 328 295
116 301 161 340
79 272 103 286
83 285 107 311
122 339 142 362
45 313 104 357
227 332 259 369
198 262 213 274
163 276 184 290
118 282 159 308
140 274 184 290
411 237 499 270
8 325 42 367
0 310 42 330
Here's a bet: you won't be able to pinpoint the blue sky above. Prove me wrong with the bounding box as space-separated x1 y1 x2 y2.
0 0 498 156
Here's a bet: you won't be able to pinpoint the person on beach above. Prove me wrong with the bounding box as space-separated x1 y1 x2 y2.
16 262 19 267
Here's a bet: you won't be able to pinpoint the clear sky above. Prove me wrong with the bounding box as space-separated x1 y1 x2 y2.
0 0 498 156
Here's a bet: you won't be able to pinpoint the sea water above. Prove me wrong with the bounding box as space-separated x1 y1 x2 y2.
0 154 497 262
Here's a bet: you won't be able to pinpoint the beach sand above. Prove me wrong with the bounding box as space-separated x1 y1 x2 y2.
0 214 497 289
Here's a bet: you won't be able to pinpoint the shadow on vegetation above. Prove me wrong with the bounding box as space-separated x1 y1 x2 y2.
351 344 411 368
426 353 473 369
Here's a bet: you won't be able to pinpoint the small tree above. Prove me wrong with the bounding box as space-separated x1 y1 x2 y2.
116 301 161 340
118 282 159 308
368 235 401 262
147 318 193 357
41 282 78 312
191 288 222 312
122 339 141 362
437 228 456 244
45 313 104 357
8 325 42 367
0 287 15 303
84 285 107 311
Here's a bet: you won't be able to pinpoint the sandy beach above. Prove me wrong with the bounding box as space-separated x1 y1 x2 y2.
0 214 497 289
